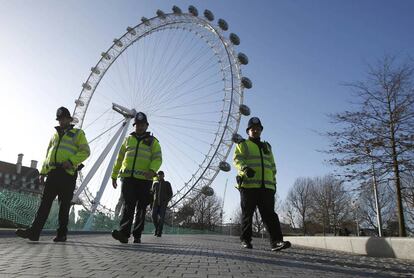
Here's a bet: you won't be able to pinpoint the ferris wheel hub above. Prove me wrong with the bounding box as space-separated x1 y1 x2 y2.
112 103 136 119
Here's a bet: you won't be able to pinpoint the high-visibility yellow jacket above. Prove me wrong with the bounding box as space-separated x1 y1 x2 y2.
233 139 277 190
40 125 90 176
111 132 162 181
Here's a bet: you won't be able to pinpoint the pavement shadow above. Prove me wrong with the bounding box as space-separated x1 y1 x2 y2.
365 237 396 258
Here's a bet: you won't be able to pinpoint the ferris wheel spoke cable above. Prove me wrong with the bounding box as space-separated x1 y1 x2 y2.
153 120 218 134
112 59 132 104
151 28 192 87
151 87 224 114
151 65 220 110
153 110 221 117
100 74 131 106
83 107 112 130
133 37 147 106
152 45 216 102
145 36 211 105
139 33 164 104
158 131 201 166
119 50 135 104
152 122 212 152
158 130 205 162
146 68 222 112
88 119 125 144
151 86 223 114
143 30 177 95
152 115 218 124
167 99 222 112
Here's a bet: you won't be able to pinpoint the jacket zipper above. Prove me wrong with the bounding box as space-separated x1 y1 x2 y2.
258 144 265 188
54 132 65 165
130 137 140 178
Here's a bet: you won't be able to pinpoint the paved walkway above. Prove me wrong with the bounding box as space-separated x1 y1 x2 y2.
0 234 413 277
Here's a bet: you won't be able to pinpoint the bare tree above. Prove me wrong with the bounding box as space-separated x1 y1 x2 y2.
310 175 352 235
190 193 222 230
355 181 396 235
286 177 314 235
399 172 414 235
325 56 414 236
232 207 242 225
281 200 297 229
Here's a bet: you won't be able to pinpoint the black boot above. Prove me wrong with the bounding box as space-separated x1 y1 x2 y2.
53 235 67 242
112 230 128 243
16 228 39 241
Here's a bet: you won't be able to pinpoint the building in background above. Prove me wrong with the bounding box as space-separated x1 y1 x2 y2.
0 153 42 194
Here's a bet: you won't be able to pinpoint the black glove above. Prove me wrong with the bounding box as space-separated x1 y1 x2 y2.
243 167 255 178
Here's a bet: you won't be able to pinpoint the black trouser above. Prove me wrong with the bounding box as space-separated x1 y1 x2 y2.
240 188 283 243
119 177 152 239
31 168 76 237
152 203 167 235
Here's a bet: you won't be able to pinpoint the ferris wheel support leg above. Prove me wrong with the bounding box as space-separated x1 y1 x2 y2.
83 119 131 231
72 121 128 203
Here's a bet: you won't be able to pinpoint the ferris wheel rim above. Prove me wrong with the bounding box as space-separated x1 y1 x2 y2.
72 8 247 209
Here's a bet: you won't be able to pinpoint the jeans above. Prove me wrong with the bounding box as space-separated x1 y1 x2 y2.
152 203 167 235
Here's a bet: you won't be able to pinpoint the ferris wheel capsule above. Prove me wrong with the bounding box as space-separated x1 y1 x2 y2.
218 19 228 31
90 67 100 75
241 77 252 89
101 52 111 60
126 27 136 36
204 9 214 21
239 104 251 116
75 99 85 106
113 39 123 48
219 161 231 172
229 33 240 45
172 6 182 14
141 17 150 25
156 9 166 19
238 53 249 65
201 186 215 196
188 5 198 16
82 83 92 90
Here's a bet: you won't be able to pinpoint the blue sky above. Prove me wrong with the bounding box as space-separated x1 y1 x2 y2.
1 0 413 221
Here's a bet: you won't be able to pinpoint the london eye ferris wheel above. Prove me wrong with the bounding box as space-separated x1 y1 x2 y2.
70 6 252 228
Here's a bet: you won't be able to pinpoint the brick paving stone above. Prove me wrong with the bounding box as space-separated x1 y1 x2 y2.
1 234 414 277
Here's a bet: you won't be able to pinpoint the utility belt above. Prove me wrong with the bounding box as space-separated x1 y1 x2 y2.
122 169 147 176
48 162 84 170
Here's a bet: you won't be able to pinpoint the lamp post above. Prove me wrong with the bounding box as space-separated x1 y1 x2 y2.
366 146 383 237
352 200 360 236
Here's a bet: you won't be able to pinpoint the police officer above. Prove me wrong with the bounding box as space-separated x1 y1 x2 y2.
16 107 90 242
233 117 291 251
151 171 173 237
111 112 162 243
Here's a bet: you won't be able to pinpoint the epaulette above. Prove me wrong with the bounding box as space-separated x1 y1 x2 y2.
143 135 155 146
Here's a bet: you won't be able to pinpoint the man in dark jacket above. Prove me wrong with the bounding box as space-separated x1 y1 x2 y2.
151 171 173 237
